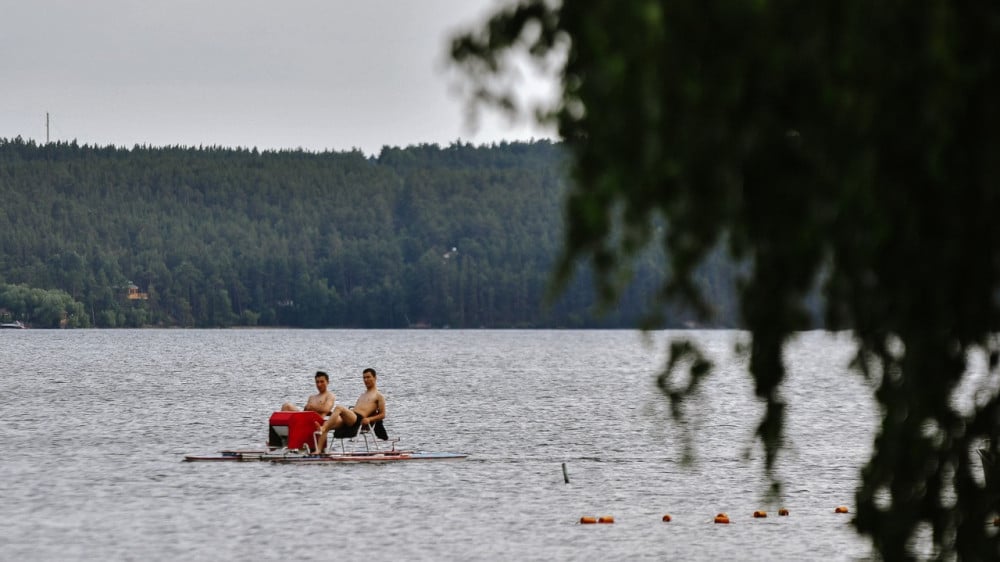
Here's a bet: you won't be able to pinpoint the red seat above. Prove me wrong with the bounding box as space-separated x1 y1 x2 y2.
268 411 324 450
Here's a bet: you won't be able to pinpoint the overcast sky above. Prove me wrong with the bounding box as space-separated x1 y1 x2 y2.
1 0 556 155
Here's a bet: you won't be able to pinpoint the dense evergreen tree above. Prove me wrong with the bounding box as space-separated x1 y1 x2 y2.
0 137 740 329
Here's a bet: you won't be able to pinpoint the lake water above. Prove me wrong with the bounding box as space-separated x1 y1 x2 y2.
0 329 884 560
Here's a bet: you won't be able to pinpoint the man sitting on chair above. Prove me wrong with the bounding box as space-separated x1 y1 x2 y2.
315 368 386 452
281 371 335 416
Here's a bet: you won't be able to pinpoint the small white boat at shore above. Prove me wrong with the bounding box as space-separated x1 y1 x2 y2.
0 321 25 329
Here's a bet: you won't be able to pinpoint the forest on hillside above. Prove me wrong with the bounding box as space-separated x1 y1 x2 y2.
0 137 742 328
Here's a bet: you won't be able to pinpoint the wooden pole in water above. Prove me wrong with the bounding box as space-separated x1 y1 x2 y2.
562 462 569 483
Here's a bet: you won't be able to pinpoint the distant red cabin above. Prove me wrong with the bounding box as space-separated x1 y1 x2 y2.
126 283 148 300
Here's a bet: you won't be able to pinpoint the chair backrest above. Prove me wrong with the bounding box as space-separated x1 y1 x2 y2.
368 420 389 440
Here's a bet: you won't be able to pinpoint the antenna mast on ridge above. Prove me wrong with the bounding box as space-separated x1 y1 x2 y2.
46 112 50 144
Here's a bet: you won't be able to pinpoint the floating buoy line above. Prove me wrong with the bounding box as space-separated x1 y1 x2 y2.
579 515 614 524
576 506 867 524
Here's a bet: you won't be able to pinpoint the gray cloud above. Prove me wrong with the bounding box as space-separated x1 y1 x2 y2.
1 0 555 154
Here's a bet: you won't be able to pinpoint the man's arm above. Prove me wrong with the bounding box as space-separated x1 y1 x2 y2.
320 392 336 416
362 393 386 424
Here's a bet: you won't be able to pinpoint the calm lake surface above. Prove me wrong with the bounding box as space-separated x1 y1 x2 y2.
0 329 892 560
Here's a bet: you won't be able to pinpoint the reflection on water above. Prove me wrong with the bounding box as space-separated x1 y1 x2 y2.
0 329 875 560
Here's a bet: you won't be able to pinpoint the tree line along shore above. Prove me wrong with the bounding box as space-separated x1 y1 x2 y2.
0 138 745 328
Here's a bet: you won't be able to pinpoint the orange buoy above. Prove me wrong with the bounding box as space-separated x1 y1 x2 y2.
580 516 597 524
598 516 615 524
714 513 730 524
834 506 849 514
662 514 672 522
753 510 767 518
778 508 790 516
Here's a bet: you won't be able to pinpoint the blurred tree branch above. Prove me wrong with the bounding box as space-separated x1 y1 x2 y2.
453 1 1000 557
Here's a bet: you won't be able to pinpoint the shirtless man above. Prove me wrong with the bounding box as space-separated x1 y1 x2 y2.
281 371 336 416
315 368 386 452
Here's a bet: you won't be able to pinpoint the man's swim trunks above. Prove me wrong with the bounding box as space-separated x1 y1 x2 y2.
333 411 365 439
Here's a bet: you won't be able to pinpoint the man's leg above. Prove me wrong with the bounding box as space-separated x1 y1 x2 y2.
315 406 358 452
315 415 336 452
280 402 300 411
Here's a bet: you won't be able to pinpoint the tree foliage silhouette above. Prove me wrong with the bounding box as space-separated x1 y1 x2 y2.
453 1 1000 557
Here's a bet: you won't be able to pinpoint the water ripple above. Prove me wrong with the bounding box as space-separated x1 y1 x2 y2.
0 329 875 560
